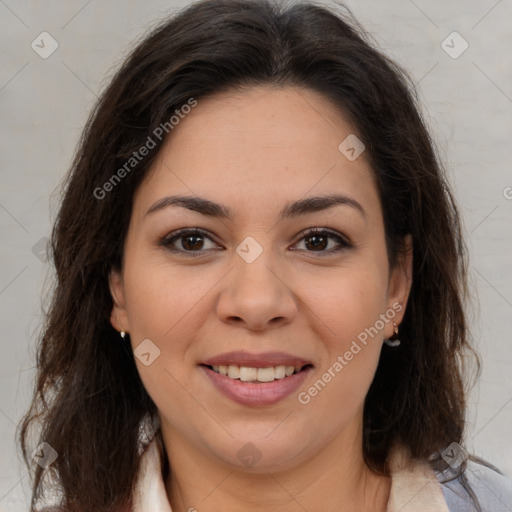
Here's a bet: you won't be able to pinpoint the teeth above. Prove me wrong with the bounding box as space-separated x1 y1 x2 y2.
209 364 305 382
227 365 239 379
274 365 286 379
239 367 257 381
257 367 275 382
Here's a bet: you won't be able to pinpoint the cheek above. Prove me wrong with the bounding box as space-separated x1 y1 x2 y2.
297 320 383 433
301 256 388 342
123 257 204 425
295 261 387 416
122 252 217 409
123 250 211 342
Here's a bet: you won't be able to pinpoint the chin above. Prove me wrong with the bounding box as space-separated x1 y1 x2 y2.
206 433 313 473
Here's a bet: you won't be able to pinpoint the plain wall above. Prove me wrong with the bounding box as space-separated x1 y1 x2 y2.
1 0 511 509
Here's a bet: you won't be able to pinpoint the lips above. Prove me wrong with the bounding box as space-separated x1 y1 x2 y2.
199 350 314 405
200 364 313 406
202 350 313 368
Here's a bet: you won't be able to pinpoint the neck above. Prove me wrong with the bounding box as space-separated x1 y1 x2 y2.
161 418 391 512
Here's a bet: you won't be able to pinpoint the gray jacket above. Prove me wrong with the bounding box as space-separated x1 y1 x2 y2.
437 458 512 511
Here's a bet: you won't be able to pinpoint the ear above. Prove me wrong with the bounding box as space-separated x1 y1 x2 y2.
108 268 130 334
385 234 413 337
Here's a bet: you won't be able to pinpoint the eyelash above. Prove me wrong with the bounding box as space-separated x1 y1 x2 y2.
159 227 352 257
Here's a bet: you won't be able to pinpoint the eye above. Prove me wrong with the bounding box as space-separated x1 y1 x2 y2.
159 227 352 257
292 227 351 254
159 228 221 256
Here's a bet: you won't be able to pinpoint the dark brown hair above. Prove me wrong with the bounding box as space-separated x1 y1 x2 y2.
19 0 480 510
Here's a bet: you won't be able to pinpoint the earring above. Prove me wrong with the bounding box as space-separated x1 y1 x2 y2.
120 331 126 339
384 322 401 347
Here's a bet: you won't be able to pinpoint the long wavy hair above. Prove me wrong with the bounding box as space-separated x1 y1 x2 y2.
19 0 481 510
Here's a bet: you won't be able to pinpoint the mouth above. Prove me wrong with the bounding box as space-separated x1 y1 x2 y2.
199 350 314 405
200 363 314 383
199 362 314 406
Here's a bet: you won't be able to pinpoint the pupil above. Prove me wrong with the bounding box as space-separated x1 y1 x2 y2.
306 235 327 251
183 235 203 250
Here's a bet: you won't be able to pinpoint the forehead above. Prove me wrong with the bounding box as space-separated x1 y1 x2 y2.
134 85 380 224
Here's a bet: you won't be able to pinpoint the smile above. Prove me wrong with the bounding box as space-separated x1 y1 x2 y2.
200 363 313 406
206 363 310 382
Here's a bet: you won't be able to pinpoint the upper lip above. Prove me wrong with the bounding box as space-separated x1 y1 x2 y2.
202 350 313 368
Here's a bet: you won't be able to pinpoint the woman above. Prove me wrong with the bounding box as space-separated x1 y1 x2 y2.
19 0 512 510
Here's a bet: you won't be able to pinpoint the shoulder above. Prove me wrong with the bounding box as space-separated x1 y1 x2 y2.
435 457 512 512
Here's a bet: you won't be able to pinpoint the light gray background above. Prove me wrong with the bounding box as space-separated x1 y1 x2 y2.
1 0 511 510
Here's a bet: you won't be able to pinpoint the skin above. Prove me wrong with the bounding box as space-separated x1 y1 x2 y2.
109 85 413 512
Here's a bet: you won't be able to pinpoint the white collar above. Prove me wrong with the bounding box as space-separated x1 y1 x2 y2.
133 438 449 512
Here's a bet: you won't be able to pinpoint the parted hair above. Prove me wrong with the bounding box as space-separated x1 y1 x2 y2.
19 0 480 510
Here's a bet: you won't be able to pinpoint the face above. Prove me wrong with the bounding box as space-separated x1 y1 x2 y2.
109 85 412 472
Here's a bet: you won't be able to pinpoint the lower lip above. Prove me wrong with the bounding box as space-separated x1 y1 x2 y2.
200 365 313 406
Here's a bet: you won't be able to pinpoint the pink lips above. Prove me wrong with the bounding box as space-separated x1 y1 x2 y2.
200 350 314 406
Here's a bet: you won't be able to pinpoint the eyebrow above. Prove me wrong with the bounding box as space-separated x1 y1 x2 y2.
145 193 366 220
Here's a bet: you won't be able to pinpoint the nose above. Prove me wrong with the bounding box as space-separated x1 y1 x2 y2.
215 252 298 331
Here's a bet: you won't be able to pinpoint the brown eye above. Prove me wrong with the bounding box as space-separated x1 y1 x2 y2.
159 227 351 257
294 228 351 254
160 228 220 256
180 233 205 251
